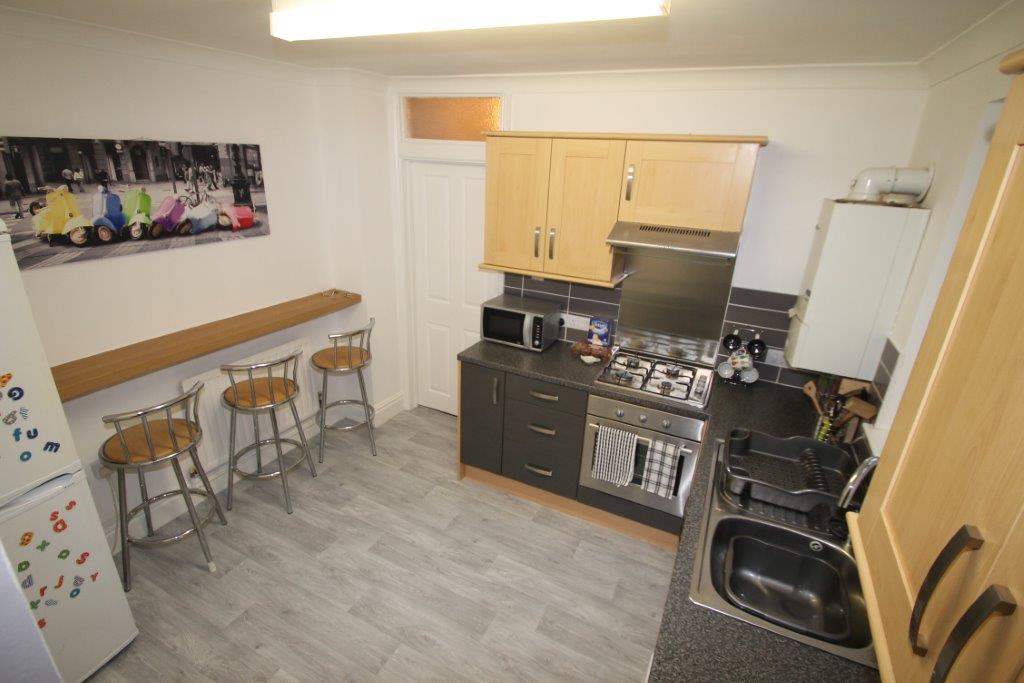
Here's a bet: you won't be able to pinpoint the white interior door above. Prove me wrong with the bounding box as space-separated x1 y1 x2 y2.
409 162 501 414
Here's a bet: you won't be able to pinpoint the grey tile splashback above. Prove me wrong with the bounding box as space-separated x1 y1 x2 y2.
871 338 899 401
503 275 812 386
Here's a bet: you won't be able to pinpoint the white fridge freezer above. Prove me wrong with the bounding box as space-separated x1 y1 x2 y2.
0 230 137 680
0 471 136 682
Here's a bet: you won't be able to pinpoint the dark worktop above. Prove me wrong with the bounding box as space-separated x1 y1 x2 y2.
458 341 880 682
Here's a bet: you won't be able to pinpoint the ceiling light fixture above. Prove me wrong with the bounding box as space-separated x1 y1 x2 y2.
270 0 670 42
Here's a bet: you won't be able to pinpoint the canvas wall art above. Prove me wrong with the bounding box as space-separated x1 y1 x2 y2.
0 137 269 270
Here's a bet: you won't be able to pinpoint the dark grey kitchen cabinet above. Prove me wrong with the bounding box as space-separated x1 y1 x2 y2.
459 362 505 474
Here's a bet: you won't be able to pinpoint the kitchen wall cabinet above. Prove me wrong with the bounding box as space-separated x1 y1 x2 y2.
849 53 1024 683
458 362 505 474
617 140 761 233
481 132 767 288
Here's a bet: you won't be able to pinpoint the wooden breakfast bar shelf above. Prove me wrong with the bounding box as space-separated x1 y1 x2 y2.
51 290 361 402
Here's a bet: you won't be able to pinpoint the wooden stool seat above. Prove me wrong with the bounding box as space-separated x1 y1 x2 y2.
222 377 297 409
101 419 201 464
312 347 371 371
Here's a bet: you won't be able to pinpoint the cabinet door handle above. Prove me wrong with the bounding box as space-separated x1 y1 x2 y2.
528 389 559 402
909 524 985 655
533 226 541 258
625 164 636 201
548 228 556 260
930 584 1016 683
527 423 556 437
524 463 553 478
492 377 499 406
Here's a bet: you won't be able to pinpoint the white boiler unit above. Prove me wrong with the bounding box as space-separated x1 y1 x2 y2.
785 200 928 380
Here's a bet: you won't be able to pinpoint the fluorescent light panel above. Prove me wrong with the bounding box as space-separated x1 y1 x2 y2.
270 0 670 41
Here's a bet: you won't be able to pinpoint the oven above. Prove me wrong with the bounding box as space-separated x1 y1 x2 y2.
579 395 704 518
481 294 561 352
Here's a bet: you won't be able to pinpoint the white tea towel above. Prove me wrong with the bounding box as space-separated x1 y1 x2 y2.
641 439 680 498
592 425 638 487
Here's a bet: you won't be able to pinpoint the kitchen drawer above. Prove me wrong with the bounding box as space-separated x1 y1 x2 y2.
501 439 580 499
506 373 587 416
503 399 585 457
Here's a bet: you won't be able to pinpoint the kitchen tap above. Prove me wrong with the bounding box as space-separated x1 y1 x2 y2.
838 456 879 510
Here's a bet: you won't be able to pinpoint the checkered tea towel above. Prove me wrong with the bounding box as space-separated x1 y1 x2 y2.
592 425 638 487
642 439 680 498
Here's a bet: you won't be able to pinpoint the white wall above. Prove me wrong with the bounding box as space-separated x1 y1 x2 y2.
0 9 401 540
389 65 928 295
866 0 1024 450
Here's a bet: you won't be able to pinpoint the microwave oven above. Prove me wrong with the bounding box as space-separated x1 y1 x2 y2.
481 294 561 352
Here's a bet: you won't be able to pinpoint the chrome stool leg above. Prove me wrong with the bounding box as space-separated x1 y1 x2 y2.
189 446 227 526
227 407 237 511
318 370 329 464
252 413 263 475
288 399 317 478
269 410 293 514
170 458 216 572
116 468 131 591
357 368 377 457
137 469 155 536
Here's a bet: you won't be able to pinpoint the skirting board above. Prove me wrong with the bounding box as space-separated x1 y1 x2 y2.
100 391 405 549
461 465 679 551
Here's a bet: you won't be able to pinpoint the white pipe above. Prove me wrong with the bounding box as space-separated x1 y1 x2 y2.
847 166 933 202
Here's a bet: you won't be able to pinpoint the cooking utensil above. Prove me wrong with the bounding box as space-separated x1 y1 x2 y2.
844 396 878 420
803 381 824 415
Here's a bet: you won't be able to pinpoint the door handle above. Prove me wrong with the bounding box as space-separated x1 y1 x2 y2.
492 377 499 406
524 463 553 478
625 164 636 201
930 584 1016 683
909 525 985 655
548 228 556 260
528 389 559 402
533 226 541 258
527 423 556 437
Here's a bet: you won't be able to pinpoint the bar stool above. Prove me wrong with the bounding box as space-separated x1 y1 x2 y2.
222 350 316 514
100 382 226 591
312 318 377 463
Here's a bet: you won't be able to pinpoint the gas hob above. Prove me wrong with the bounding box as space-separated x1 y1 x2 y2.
595 349 714 409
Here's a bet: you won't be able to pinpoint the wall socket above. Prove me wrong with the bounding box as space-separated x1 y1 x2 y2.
561 313 591 331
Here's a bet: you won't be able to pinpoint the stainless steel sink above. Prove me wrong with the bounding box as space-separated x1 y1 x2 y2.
690 441 877 668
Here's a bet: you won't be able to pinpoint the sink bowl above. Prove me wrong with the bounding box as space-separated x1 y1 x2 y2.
709 517 871 648
690 440 876 668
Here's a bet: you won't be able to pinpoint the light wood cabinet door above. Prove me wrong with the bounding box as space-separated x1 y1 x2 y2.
854 70 1024 682
617 140 759 232
483 136 551 271
543 138 626 281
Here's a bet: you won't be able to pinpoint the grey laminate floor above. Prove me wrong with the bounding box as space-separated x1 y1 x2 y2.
92 407 676 682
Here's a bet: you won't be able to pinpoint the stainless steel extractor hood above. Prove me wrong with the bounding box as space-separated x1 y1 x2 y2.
606 221 739 259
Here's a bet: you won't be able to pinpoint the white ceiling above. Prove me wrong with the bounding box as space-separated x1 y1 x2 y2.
1 0 1012 75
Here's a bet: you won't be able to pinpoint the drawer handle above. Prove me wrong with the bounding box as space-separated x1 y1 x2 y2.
492 377 499 406
930 584 1016 683
909 524 985 655
528 389 559 402
527 423 556 437
524 463 553 478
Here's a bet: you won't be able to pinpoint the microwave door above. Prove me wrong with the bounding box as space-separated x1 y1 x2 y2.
483 308 526 347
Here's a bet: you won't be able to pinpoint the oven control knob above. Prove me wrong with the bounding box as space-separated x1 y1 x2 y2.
662 419 671 429
639 414 648 424
615 408 625 418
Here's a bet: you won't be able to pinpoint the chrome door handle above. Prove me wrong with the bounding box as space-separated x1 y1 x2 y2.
548 228 556 260
528 389 559 402
524 463 553 478
909 524 985 655
625 164 636 201
931 585 1016 683
492 377 498 405
533 226 541 258
527 423 556 437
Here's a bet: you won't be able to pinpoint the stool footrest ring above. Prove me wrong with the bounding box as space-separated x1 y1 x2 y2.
127 488 217 547
232 438 307 480
318 399 375 432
